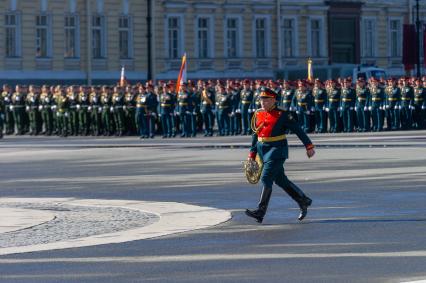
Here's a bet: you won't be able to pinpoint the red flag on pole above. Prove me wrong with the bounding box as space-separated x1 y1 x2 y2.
176 53 187 94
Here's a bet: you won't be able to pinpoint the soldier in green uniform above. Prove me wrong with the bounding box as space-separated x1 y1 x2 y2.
340 79 356 132
215 85 231 136
51 86 59 135
112 86 125 136
384 78 401 130
312 79 327 133
239 80 253 135
413 78 426 129
399 78 413 130
293 80 313 133
1 84 14 135
124 85 137 135
56 87 70 137
326 80 341 133
25 85 41 135
368 78 385 132
39 85 53 135
67 86 79 136
77 86 90 135
89 86 102 136
200 81 215 136
177 83 193 137
11 85 26 135
101 86 113 136
160 83 177 138
355 78 370 132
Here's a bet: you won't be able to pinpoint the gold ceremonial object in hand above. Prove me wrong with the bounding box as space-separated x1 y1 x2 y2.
242 155 263 184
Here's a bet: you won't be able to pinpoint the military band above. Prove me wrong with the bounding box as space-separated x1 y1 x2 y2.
1 77 426 139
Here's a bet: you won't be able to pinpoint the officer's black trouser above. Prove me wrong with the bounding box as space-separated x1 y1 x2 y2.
400 106 412 129
241 106 250 134
261 159 307 203
202 109 214 134
13 107 25 134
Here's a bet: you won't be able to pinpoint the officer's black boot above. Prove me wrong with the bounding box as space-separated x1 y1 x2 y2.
245 187 272 223
297 196 312 221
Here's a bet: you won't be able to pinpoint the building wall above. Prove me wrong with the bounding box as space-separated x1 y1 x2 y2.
0 0 424 84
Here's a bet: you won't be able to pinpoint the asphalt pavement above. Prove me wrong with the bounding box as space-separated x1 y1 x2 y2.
0 131 426 283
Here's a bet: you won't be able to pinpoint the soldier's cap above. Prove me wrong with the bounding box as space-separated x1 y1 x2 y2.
259 87 277 99
243 79 250 84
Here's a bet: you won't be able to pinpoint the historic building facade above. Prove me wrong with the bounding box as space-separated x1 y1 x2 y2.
0 0 423 84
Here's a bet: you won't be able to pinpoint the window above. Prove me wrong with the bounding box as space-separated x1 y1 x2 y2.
64 15 78 58
283 18 295 58
363 19 375 57
197 18 209 58
311 19 321 57
167 17 180 59
92 15 105 58
226 18 239 58
36 15 49 57
390 19 402 57
119 16 131 59
5 13 19 57
255 18 267 58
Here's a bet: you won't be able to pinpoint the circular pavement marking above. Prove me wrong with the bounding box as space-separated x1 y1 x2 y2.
0 198 231 256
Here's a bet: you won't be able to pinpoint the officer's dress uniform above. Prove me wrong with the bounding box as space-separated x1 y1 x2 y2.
136 91 150 138
25 91 41 135
39 91 53 135
413 85 426 129
312 86 327 133
230 89 241 135
56 94 70 137
177 90 193 137
246 88 314 223
1 90 14 134
0 95 4 138
294 88 313 132
68 91 79 135
160 91 176 138
239 88 254 135
326 86 341 133
191 90 201 137
216 91 231 136
340 86 356 132
11 91 25 135
201 88 215 136
399 84 414 129
78 91 91 135
124 91 137 135
369 85 385 131
89 91 102 136
384 85 401 130
355 85 370 132
101 92 113 135
112 91 125 136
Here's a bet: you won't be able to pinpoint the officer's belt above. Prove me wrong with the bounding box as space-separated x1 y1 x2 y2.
179 103 188 106
258 134 286 143
219 106 229 109
414 98 424 101
114 105 124 108
283 100 291 103
242 101 251 104
161 104 172 107
372 98 382 101
298 102 307 106
328 99 339 102
401 97 411 100
342 98 352 102
126 106 135 109
202 102 212 105
387 98 398 101
357 97 366 101
136 104 147 108
314 99 324 103
13 105 25 108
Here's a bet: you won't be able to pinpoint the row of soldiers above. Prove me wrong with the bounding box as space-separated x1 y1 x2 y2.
1 76 426 139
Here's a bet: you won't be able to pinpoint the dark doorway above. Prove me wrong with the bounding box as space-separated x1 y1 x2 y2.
327 1 362 64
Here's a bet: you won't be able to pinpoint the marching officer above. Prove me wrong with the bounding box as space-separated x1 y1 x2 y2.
340 79 356 132
124 86 137 135
200 82 215 136
160 84 177 138
112 86 125 136
239 80 254 135
368 78 385 132
384 78 401 130
413 78 426 129
1 84 14 135
56 87 70 137
25 85 41 135
11 85 26 135
89 86 102 136
399 78 414 130
355 78 370 132
326 80 341 133
100 86 113 136
77 86 91 135
312 79 327 133
67 86 79 136
294 80 313 133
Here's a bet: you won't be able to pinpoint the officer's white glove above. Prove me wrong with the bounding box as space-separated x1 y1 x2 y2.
248 109 253 113
176 112 180 116
364 107 368 111
15 96 20 101
310 107 315 112
151 112 157 118
110 107 114 113
25 106 30 112
76 104 81 110
123 105 127 110
38 105 43 111
46 98 50 103
82 97 87 102
422 105 426 109
185 111 191 115
296 111 300 114
98 107 103 113
4 97 9 102
115 97 120 102
31 98 35 103
379 107 383 110
9 105 14 111
290 107 294 111
236 109 241 113
88 106 92 112
0 114 4 120
325 108 329 112
368 107 372 111
410 105 415 110
192 112 197 115
385 105 389 109
52 105 57 111
350 107 354 110
323 106 326 111
306 111 311 115
339 107 343 111
64 112 69 118
56 112 60 117
93 97 98 103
